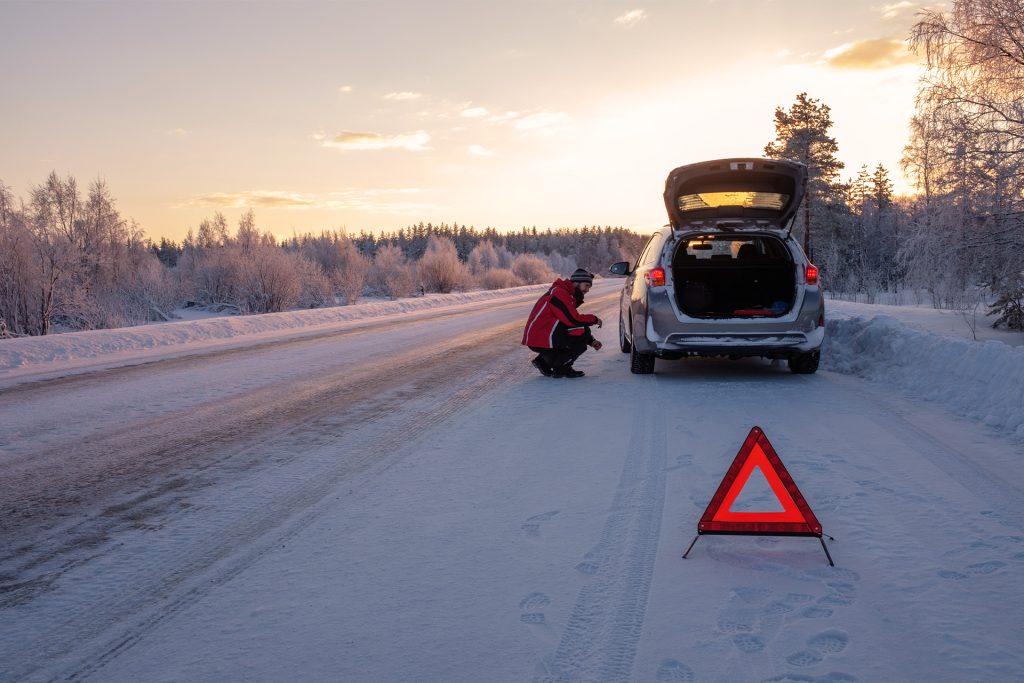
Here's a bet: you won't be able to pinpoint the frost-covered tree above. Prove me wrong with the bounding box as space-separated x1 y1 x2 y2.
479 268 517 290
467 240 501 276
370 244 418 299
905 0 1024 321
510 253 553 285
418 236 468 293
332 236 370 305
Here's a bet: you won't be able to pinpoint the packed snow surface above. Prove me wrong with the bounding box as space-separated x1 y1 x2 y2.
1 281 1022 683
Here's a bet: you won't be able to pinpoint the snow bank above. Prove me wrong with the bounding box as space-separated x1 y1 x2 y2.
0 285 546 372
824 314 1024 438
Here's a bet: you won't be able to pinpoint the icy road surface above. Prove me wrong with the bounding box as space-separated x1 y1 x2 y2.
1 280 1022 682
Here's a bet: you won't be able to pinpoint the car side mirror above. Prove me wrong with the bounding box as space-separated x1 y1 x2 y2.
609 261 631 276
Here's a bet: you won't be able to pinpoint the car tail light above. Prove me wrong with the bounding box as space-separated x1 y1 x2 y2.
805 263 819 286
646 266 666 287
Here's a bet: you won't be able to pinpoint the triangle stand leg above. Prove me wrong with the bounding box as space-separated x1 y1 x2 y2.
819 535 835 567
682 535 700 559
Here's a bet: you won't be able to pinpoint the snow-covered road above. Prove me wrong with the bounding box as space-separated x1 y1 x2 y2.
2 281 1022 682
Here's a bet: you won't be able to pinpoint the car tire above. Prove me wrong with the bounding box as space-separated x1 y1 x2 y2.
618 314 631 353
630 342 656 374
788 350 820 374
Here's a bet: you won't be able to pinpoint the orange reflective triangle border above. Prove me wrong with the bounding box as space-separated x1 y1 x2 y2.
697 426 822 536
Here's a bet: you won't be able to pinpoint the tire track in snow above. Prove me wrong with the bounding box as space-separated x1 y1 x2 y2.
535 378 667 682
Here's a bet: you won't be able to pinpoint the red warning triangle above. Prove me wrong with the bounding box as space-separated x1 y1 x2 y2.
698 426 822 536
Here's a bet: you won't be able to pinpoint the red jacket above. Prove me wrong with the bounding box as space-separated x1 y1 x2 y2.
522 279 599 349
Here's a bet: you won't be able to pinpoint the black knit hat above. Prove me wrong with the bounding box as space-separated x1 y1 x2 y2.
569 268 594 284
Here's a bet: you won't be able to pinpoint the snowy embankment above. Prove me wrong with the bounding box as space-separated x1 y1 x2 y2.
2 284 1022 439
824 304 1024 439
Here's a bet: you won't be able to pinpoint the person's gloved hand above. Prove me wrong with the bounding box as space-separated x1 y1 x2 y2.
595 317 603 328
591 340 603 350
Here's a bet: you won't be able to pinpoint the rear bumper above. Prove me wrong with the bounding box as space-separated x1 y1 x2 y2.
635 325 824 358
632 287 824 357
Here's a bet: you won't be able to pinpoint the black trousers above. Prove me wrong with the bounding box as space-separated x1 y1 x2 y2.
529 335 590 370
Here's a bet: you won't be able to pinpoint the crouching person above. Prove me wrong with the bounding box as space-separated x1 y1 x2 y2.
522 268 603 378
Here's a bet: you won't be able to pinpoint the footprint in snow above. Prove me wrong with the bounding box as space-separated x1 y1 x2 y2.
785 630 849 668
716 616 754 634
733 633 766 653
818 592 855 607
816 673 862 682
764 674 860 683
521 510 559 538
786 650 823 667
980 509 1019 529
938 560 1005 580
965 560 1005 575
763 600 796 616
655 659 695 682
666 454 694 471
807 630 849 655
937 569 969 580
519 592 551 624
804 566 860 582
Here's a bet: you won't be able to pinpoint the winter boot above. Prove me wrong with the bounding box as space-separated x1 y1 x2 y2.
531 355 554 377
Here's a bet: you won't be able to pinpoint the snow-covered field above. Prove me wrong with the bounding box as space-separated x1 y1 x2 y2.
1 280 1022 682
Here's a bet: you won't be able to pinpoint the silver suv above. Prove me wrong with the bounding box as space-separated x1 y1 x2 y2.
609 158 824 374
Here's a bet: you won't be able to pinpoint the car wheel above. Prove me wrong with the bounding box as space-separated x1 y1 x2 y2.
630 342 655 374
618 314 631 353
788 350 820 374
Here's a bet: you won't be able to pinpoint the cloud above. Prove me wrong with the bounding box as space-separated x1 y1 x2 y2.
338 85 353 93
468 145 495 156
824 38 919 69
383 91 422 101
880 1 916 19
514 111 572 133
182 188 437 215
614 9 647 26
184 190 322 209
165 128 191 138
488 111 520 123
460 106 490 118
314 130 432 151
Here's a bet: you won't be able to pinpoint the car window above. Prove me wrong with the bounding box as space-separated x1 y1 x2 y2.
677 191 790 213
681 236 787 260
634 235 656 268
639 232 667 267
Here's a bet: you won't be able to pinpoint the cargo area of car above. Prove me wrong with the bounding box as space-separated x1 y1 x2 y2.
670 235 797 318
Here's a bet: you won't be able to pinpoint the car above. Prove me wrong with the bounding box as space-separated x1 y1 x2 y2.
609 157 825 375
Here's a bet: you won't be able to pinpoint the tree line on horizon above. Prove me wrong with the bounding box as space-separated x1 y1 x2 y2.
1 0 1020 337
0 181 645 336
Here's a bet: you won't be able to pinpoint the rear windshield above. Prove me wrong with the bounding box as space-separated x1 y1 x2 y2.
677 191 789 213
681 236 790 261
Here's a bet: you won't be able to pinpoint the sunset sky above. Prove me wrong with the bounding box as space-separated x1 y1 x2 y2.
1 1 931 242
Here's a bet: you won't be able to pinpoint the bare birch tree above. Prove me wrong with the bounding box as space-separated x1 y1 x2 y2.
905 0 1024 322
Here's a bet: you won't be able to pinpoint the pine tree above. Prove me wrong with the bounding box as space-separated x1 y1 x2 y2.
764 93 845 259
